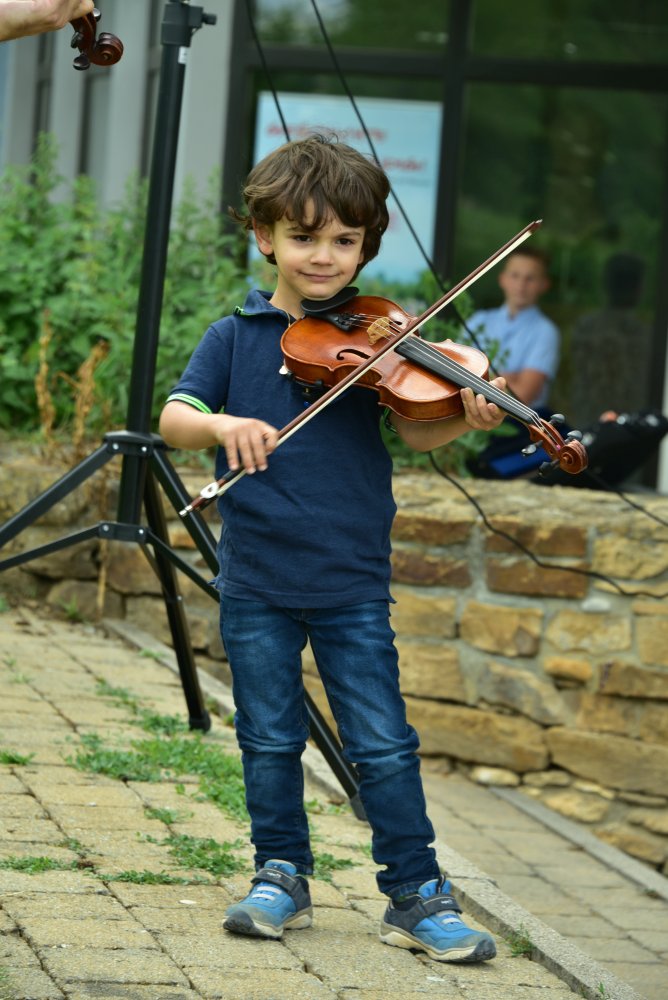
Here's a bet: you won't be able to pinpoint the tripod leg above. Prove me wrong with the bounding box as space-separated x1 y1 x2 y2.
151 449 218 574
0 444 112 548
143 468 210 732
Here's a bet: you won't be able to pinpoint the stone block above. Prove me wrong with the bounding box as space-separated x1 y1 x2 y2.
486 557 588 598
627 807 668 836
405 699 548 770
543 656 593 684
596 822 668 866
546 728 668 797
545 610 631 654
390 585 456 638
391 547 470 587
600 660 668 699
637 616 668 667
484 517 587 556
45 579 123 621
541 787 611 823
477 659 569 725
460 600 543 657
592 535 668 580
6 528 99 580
392 510 472 545
395 639 468 702
575 692 644 739
106 547 163 596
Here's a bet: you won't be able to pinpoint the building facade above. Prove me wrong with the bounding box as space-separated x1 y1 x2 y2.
1 0 667 487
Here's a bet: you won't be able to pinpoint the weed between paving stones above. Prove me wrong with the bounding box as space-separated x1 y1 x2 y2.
1 677 360 886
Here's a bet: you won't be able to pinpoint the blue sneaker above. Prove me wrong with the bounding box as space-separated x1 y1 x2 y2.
380 875 496 962
223 860 313 939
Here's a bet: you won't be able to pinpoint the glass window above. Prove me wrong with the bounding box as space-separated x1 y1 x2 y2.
254 0 448 51
470 0 668 64
455 83 666 428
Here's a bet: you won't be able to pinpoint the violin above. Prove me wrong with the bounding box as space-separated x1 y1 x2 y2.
179 221 588 517
70 8 123 71
282 288 587 459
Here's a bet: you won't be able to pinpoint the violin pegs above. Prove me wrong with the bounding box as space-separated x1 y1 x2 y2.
521 443 538 456
538 460 558 476
565 429 583 441
548 413 566 426
73 52 90 70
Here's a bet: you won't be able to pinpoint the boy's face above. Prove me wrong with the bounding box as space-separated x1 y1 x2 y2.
498 254 550 315
254 209 365 318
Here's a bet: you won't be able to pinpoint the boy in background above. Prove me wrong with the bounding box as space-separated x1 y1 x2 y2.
468 246 559 412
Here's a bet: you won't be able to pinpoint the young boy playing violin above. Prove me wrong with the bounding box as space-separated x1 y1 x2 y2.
159 134 505 963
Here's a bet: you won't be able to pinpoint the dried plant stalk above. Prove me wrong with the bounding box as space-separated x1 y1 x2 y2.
35 309 56 448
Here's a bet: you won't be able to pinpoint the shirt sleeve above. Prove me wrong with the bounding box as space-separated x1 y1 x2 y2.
521 318 560 378
166 320 233 414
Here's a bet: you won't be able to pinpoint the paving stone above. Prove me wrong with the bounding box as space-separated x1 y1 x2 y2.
131 904 224 935
171 931 306 972
19 916 160 950
0 964 65 999
2 891 126 922
186 967 337 999
67 989 200 1000
1 793 48 818
41 946 190 986
602 961 667 1000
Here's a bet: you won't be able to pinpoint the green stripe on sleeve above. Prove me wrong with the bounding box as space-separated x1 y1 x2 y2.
165 393 213 414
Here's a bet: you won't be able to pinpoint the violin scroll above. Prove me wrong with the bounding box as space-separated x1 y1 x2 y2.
70 8 123 71
525 418 588 476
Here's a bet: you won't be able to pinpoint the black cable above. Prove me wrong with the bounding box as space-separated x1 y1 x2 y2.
429 453 668 599
244 0 291 141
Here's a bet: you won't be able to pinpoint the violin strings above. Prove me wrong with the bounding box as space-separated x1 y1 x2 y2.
346 315 542 427
401 338 541 426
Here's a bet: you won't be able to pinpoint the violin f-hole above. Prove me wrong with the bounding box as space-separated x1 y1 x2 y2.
336 348 371 363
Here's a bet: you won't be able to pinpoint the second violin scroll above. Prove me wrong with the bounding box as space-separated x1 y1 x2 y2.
70 8 123 71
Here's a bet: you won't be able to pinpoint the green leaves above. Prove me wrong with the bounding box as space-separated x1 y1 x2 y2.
0 137 249 435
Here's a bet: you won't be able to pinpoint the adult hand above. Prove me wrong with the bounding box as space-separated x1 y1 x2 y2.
0 0 94 42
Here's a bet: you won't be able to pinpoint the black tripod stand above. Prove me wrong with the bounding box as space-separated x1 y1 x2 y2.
0 1 363 818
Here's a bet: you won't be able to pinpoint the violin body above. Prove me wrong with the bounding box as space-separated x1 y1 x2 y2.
281 295 490 422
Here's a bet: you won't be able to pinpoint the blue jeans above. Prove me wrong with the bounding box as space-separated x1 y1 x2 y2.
219 596 439 898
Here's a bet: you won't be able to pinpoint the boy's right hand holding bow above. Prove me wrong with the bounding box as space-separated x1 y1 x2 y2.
159 402 279 475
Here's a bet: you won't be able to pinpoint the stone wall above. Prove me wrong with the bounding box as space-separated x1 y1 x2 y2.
1 443 667 872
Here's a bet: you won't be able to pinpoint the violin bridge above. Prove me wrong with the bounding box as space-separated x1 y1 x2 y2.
367 317 391 345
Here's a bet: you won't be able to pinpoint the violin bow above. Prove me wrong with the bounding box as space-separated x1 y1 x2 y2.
179 220 542 517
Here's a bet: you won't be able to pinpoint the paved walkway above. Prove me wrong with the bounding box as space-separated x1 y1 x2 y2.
0 605 665 1000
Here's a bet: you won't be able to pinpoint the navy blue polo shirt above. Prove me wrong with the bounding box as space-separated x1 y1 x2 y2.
167 289 396 607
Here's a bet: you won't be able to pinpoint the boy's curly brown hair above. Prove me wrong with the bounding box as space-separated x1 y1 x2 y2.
234 133 390 272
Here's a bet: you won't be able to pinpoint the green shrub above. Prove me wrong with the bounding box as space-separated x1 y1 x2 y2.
0 134 250 435
0 135 494 473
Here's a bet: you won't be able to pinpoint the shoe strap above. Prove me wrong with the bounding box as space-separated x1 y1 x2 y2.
252 866 308 903
411 893 463 924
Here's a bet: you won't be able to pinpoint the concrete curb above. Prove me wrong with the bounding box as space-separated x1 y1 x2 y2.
103 618 648 1000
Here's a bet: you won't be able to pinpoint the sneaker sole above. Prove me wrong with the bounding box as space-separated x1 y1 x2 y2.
379 927 496 963
223 909 312 939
